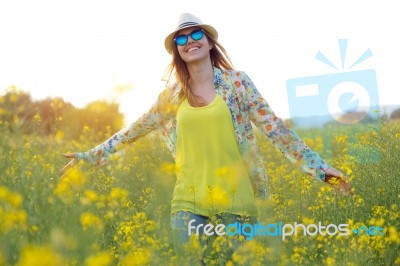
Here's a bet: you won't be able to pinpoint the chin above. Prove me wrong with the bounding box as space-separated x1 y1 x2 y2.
183 53 209 64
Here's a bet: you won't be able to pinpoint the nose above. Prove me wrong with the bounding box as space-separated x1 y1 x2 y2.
187 36 195 44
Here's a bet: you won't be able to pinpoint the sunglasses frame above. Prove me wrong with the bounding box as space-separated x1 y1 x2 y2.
174 28 204 46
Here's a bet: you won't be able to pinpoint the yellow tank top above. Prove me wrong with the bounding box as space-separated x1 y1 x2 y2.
172 94 256 217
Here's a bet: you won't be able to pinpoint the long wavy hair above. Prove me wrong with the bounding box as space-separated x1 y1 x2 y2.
163 30 234 106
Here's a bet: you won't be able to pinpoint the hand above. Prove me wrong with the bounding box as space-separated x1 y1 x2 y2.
59 153 79 177
324 167 353 196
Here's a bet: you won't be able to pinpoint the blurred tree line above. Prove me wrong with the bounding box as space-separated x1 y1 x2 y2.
0 86 124 141
2 86 399 141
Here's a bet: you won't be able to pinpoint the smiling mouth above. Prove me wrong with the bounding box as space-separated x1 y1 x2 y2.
187 46 200 53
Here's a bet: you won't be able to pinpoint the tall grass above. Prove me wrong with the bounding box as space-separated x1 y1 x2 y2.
0 118 399 265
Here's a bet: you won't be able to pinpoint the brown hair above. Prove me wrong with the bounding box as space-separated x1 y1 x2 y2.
162 31 234 106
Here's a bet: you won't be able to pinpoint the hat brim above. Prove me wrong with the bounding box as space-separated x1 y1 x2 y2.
164 24 218 54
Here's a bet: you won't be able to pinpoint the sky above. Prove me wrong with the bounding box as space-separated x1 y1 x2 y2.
1 0 399 125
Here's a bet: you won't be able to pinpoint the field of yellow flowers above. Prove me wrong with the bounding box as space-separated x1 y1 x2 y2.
0 117 399 266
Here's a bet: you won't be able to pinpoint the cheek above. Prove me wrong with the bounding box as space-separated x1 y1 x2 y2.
205 40 213 50
176 46 185 57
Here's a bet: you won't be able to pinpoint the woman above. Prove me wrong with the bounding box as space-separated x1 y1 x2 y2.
61 13 352 262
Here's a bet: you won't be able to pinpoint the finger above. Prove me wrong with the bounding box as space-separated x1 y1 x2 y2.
333 185 340 196
63 153 76 159
339 180 353 196
339 175 353 192
342 181 354 195
339 184 348 196
59 158 78 177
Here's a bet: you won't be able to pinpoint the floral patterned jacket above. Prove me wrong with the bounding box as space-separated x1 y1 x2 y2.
77 67 329 199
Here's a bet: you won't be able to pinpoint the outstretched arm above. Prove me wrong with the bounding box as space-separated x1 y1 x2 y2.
239 72 352 195
59 87 175 176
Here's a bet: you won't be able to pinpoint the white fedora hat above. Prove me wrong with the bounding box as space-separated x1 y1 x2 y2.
164 13 218 54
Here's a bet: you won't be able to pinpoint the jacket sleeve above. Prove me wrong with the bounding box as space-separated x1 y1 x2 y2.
76 88 175 165
239 71 329 181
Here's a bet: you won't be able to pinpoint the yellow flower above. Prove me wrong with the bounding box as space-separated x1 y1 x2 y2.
215 163 245 190
80 212 103 230
0 210 17 232
30 225 39 233
389 204 400 221
372 205 389 217
302 216 315 225
207 186 229 209
0 186 23 208
215 166 230 177
385 226 400 244
55 130 64 142
353 195 364 206
160 162 177 174
0 187 27 233
16 245 65 266
80 190 98 205
300 177 312 193
291 246 307 264
85 190 98 202
325 256 336 266
369 217 385 227
107 187 128 207
189 185 196 194
226 261 234 266
33 114 41 122
291 253 303 264
85 251 112 266
120 248 151 266
55 167 87 203
286 199 294 207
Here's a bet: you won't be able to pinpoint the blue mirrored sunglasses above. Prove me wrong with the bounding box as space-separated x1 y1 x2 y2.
174 29 204 46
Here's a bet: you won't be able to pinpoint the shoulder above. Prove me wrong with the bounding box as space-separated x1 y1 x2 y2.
157 83 179 101
150 84 180 113
216 68 249 87
218 68 246 78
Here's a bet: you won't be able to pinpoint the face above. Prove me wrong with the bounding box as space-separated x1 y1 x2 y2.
174 27 213 64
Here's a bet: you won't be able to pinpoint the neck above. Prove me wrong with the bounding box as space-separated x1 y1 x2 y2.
187 60 214 91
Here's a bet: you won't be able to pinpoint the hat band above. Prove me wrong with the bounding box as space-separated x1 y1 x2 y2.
177 21 199 30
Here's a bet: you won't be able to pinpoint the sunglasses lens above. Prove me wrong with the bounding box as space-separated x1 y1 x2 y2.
190 29 203 41
174 29 204 46
175 35 188 46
